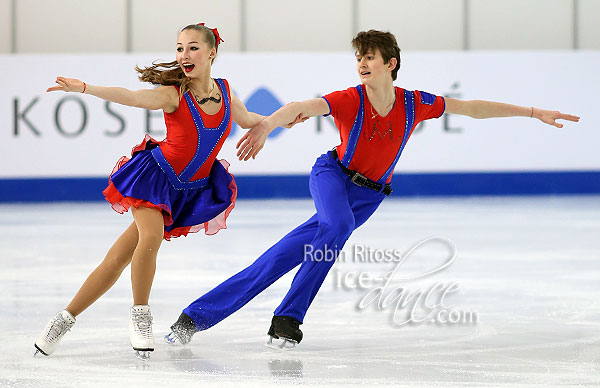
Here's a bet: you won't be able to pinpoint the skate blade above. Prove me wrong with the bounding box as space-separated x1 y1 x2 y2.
33 344 48 357
135 350 152 361
164 331 178 345
265 335 297 351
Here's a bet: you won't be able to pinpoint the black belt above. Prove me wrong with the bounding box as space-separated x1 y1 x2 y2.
331 149 392 196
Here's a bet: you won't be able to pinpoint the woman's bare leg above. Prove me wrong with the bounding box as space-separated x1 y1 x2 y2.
130 206 164 305
66 221 139 317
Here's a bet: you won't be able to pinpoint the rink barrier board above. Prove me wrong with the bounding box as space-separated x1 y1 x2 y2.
1 171 599 202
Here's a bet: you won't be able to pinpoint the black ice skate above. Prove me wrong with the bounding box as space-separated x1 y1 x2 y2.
265 315 303 350
164 312 196 345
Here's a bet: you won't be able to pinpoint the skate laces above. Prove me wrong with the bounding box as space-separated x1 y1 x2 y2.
46 314 72 343
131 311 153 339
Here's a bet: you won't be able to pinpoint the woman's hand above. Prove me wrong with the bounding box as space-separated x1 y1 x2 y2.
532 108 580 128
47 76 86 93
236 120 272 161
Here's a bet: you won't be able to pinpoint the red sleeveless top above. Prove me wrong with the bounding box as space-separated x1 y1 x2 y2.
160 79 232 181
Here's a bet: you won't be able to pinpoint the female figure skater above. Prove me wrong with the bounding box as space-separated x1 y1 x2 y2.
33 23 300 360
165 29 580 350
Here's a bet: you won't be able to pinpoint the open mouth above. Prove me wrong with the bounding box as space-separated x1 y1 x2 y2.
183 63 195 72
361 71 371 76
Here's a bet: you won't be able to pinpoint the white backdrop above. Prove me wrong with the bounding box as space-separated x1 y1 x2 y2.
0 51 597 178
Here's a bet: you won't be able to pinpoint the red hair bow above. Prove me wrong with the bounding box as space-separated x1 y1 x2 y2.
198 23 224 47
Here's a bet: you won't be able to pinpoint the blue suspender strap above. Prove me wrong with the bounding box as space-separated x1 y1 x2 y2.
340 85 365 167
378 89 415 184
178 78 230 182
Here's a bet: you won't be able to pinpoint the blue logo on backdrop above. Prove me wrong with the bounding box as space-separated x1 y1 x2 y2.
230 87 284 138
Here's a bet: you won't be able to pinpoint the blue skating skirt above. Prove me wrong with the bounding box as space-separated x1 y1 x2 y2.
102 136 237 240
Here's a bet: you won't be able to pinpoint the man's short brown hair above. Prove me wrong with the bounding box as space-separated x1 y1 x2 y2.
352 30 401 81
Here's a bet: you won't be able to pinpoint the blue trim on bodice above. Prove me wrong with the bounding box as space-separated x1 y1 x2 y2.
151 78 231 190
179 78 231 181
150 147 209 190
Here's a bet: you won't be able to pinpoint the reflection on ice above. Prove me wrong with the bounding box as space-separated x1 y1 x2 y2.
267 358 303 379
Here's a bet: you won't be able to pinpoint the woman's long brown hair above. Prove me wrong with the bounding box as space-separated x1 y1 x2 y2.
135 24 219 97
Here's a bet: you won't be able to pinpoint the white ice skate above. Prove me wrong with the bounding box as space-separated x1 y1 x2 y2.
34 310 76 356
129 305 154 361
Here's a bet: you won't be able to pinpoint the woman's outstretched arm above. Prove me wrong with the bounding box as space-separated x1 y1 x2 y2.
47 76 179 113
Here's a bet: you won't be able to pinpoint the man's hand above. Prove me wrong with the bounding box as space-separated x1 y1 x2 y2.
533 108 580 128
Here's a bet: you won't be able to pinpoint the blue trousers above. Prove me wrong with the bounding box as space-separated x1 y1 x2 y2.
183 152 386 329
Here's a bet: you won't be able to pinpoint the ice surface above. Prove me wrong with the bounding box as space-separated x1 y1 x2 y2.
1 197 600 387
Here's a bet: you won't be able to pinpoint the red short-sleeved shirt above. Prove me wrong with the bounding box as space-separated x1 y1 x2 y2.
323 85 445 183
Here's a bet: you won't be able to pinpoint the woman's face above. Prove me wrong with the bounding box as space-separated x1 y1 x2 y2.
176 29 215 77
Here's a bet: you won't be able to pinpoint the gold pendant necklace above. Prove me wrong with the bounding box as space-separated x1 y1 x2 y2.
370 96 396 119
